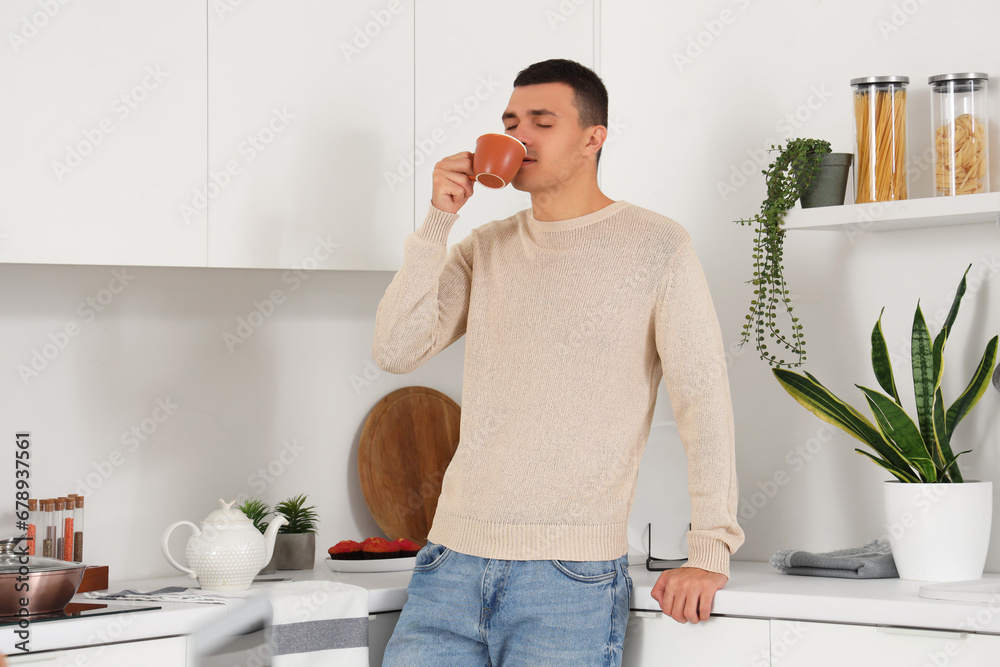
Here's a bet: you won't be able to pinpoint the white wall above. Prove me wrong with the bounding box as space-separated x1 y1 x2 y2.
1 0 999 583
601 0 1000 565
0 265 463 580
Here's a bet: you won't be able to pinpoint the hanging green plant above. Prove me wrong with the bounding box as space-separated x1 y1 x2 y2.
735 138 831 368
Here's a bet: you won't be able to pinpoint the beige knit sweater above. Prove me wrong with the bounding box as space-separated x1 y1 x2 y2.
372 200 744 576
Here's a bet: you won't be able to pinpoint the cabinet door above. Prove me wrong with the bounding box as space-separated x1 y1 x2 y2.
0 0 207 267
414 0 596 244
770 619 1000 666
623 611 770 666
7 636 187 666
369 611 401 667
207 0 414 271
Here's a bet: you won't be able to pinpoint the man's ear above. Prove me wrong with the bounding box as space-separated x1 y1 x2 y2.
582 125 608 158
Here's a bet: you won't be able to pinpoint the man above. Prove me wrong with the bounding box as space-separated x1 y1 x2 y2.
373 59 743 666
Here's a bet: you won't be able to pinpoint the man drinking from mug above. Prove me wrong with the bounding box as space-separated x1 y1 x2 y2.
373 58 743 666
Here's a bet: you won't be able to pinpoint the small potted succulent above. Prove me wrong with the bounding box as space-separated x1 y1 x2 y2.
272 494 319 570
773 265 998 581
238 498 277 574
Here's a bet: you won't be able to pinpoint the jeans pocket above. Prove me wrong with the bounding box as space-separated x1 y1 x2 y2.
621 561 633 599
413 541 452 572
551 559 618 583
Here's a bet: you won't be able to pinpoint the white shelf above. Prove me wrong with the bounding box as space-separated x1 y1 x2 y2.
783 191 1000 232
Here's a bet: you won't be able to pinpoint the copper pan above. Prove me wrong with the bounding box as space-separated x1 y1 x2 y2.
0 537 85 616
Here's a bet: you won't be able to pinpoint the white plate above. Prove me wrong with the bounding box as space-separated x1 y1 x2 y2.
325 556 416 573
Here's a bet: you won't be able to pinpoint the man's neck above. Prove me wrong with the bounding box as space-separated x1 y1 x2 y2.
530 175 615 222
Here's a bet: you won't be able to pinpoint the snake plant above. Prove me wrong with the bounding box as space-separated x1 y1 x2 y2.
774 265 998 483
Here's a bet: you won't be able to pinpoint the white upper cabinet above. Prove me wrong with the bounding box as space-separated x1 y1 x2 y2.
206 0 414 271
0 0 208 267
414 0 596 244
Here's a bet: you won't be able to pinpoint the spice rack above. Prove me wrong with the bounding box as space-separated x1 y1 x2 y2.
77 565 109 593
783 191 1000 232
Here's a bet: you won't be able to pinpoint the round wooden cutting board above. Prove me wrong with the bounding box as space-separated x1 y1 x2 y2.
358 386 461 545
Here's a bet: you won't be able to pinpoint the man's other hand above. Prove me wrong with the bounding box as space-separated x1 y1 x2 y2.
650 567 728 623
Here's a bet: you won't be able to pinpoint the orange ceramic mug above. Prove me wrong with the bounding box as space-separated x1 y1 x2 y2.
473 133 526 189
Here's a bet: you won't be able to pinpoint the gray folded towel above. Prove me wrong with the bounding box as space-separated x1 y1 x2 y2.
770 539 898 579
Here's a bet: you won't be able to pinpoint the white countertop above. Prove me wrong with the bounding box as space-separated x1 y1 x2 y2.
8 560 1000 655
631 561 1000 635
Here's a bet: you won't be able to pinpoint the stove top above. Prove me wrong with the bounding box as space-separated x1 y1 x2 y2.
0 602 162 625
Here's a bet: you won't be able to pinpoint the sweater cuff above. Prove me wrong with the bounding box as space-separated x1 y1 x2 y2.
682 535 731 578
415 203 460 246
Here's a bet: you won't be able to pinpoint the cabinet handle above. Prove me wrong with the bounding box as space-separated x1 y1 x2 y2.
631 611 662 619
9 651 68 664
876 626 968 640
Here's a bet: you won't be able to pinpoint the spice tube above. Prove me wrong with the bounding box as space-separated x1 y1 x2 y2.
929 73 990 196
26 499 36 556
851 75 909 202
61 497 74 561
73 496 84 563
42 499 54 558
55 498 65 561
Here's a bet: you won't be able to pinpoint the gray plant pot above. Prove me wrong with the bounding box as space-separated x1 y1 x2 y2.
273 533 316 570
800 152 853 208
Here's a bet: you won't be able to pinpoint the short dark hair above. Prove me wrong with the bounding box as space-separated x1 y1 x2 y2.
513 59 609 162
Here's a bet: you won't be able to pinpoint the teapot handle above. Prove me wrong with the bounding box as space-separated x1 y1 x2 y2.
162 520 200 580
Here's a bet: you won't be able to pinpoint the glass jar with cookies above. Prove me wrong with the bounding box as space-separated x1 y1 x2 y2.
929 73 990 197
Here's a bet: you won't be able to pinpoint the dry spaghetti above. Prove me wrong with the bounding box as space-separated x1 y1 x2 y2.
854 85 908 202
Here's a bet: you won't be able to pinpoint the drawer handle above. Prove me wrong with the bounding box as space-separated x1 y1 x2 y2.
10 651 69 664
876 626 968 640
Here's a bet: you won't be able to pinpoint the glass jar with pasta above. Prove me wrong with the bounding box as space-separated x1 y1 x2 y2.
851 76 909 203
929 73 990 197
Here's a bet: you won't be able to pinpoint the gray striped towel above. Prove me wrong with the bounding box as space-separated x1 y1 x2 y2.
770 539 899 579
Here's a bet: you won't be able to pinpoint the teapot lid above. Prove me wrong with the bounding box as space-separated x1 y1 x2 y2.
204 499 252 524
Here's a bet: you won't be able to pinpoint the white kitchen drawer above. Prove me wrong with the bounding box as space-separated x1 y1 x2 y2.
7 636 187 666
770 619 1000 666
623 611 770 666
369 610 401 667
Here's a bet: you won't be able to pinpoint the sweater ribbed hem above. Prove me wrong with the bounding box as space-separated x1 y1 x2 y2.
427 510 628 562
415 204 460 245
683 535 732 578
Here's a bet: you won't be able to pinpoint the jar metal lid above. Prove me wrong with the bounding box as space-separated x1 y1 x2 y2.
850 75 910 86
928 72 989 84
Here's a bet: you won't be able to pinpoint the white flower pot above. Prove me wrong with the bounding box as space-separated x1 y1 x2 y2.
883 481 993 582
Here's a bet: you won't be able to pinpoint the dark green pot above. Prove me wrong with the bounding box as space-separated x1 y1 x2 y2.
800 152 853 208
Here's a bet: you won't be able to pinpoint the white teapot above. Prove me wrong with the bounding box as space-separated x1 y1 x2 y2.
162 499 288 591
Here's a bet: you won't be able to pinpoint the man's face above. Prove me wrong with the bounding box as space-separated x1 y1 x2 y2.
501 82 596 195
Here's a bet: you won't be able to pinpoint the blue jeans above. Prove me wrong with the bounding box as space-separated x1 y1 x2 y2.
382 542 632 667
